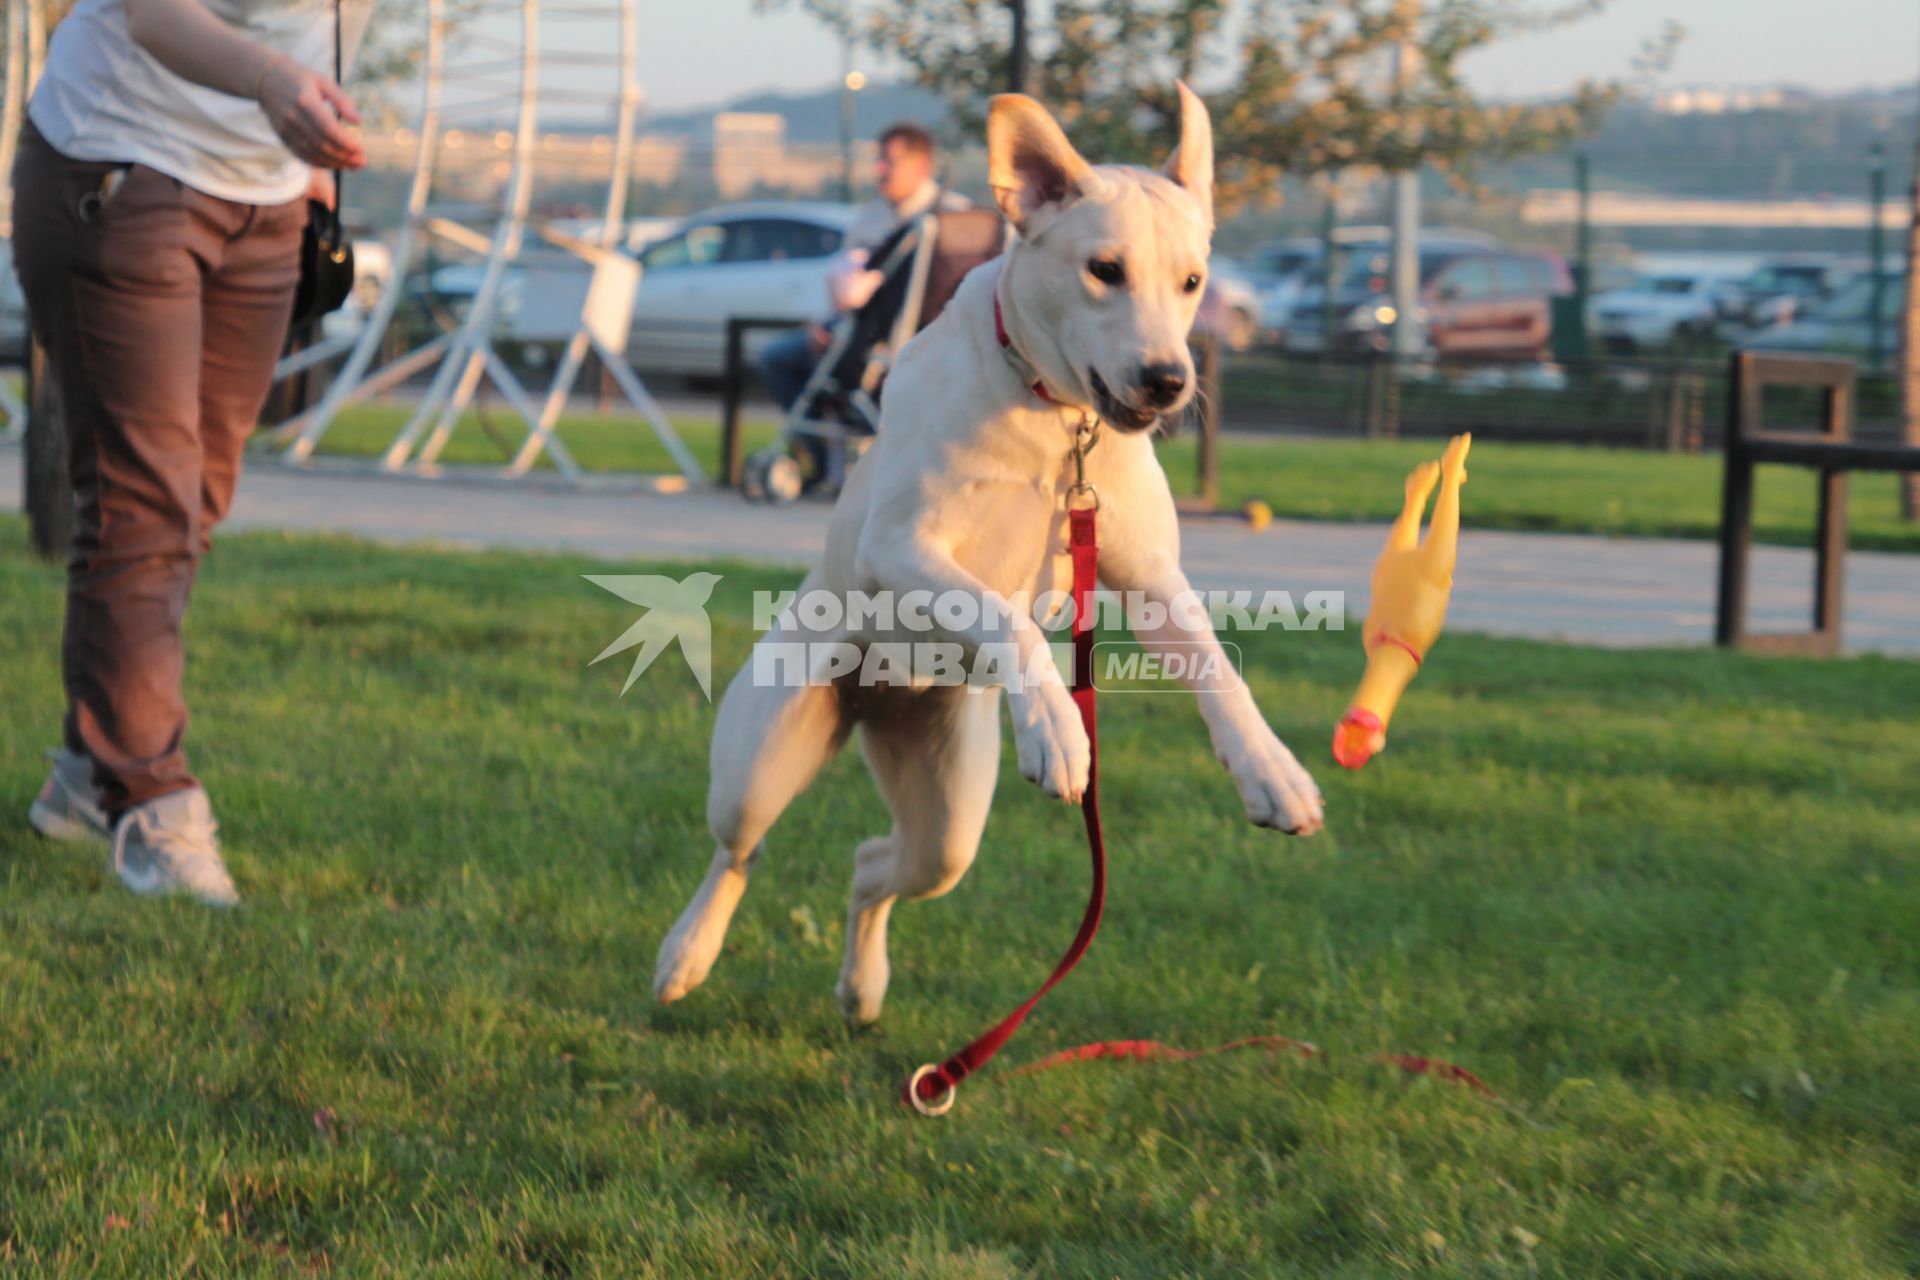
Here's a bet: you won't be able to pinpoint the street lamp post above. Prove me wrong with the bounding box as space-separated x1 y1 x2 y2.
1320 182 1340 348
839 40 861 205
1869 141 1886 371
1388 1 1422 362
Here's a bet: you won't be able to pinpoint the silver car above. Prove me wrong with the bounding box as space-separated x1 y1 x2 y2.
627 202 860 377
1744 269 1907 363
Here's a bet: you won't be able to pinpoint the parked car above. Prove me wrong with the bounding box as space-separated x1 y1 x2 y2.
1241 228 1394 291
1243 237 1324 290
1196 258 1262 350
1288 241 1570 359
1589 271 1743 353
1743 268 1907 363
1256 232 1391 344
626 201 860 376
1274 232 1507 351
1732 255 1855 331
543 214 682 257
393 204 857 377
404 262 529 331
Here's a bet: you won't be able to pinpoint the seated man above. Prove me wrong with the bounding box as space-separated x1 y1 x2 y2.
757 121 969 492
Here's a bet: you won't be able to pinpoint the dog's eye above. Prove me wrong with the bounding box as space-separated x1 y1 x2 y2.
1183 273 1204 293
1087 258 1126 286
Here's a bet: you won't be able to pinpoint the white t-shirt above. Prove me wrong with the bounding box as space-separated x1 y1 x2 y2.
29 0 370 204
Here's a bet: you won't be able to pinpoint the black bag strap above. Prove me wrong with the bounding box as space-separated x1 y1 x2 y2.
325 0 343 233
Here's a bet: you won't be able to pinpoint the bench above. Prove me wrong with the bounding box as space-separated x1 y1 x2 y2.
1715 351 1920 655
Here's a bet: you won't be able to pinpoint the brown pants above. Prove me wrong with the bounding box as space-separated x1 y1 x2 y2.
10 122 304 818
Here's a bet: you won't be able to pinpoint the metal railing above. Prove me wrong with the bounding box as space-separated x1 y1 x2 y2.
1214 345 1904 454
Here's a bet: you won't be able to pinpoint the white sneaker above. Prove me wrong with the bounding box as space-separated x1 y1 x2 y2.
28 747 110 843
111 788 240 908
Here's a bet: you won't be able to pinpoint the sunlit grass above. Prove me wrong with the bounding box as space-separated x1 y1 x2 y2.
2 517 1917 1274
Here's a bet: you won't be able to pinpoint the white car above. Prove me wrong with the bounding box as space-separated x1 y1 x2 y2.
1196 259 1262 350
1590 272 1741 353
401 205 858 376
627 202 860 376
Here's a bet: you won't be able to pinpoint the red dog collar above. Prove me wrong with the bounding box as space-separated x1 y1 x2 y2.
993 291 1056 404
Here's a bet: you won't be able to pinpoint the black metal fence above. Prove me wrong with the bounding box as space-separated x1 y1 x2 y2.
1214 347 1904 453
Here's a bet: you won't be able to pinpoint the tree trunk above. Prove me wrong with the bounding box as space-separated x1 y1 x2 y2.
1902 135 1920 520
1006 0 1027 94
24 336 72 561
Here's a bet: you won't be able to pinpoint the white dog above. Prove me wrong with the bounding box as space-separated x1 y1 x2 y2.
655 85 1325 1023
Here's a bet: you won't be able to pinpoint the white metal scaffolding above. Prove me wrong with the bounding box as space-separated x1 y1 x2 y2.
269 0 700 489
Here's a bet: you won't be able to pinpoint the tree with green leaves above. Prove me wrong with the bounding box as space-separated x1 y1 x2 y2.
776 0 1678 213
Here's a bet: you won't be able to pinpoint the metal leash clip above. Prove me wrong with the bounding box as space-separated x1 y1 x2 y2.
1067 414 1100 511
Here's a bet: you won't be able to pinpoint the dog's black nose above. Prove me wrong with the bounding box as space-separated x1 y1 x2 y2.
1139 363 1188 409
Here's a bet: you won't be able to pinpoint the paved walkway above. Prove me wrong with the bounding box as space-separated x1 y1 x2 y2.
3 445 1915 654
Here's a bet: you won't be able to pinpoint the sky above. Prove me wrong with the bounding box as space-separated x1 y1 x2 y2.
610 0 1920 113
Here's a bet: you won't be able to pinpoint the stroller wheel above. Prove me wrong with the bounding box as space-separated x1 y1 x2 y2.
765 454 805 506
741 450 775 502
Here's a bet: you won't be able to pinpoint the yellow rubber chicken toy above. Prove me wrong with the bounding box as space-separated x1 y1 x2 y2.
1333 433 1470 770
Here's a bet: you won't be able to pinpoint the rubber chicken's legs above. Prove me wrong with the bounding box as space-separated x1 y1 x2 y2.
1332 434 1471 769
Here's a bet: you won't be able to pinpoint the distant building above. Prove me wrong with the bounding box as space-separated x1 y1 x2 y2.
1653 86 1798 116
710 112 785 198
352 114 871 204
708 112 864 198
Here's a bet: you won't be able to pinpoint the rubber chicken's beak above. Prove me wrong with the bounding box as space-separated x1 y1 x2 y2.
1332 707 1386 770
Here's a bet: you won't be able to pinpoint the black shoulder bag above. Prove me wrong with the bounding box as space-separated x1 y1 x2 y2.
290 0 355 327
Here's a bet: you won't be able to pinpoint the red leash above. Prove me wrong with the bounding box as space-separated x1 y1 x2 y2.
902 339 1505 1116
903 494 1104 1115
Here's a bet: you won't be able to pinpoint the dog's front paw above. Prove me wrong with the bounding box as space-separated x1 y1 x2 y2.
1222 728 1324 835
1010 679 1091 803
654 910 725 1003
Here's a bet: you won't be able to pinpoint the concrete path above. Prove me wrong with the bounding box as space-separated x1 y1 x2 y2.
3 445 1915 655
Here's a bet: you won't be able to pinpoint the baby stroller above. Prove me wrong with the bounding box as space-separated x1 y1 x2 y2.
741 208 1005 504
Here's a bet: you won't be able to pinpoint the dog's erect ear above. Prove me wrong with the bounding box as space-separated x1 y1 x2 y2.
988 94 1093 237
1164 81 1215 234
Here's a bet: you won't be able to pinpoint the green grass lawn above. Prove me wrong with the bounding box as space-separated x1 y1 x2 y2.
1154 435 1920 554
287 402 785 485
3 517 1918 1275
296 403 1920 553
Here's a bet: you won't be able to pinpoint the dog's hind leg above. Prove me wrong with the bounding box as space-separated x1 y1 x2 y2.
654 664 849 1003
837 686 1001 1024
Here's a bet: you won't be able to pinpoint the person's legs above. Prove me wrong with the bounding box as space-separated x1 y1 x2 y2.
197 198 303 549
14 133 212 818
10 128 277 822
755 327 818 410
756 327 832 484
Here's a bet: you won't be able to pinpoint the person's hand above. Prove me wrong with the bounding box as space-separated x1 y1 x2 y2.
806 322 831 356
832 268 886 313
256 55 365 171
826 248 883 312
305 168 336 208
